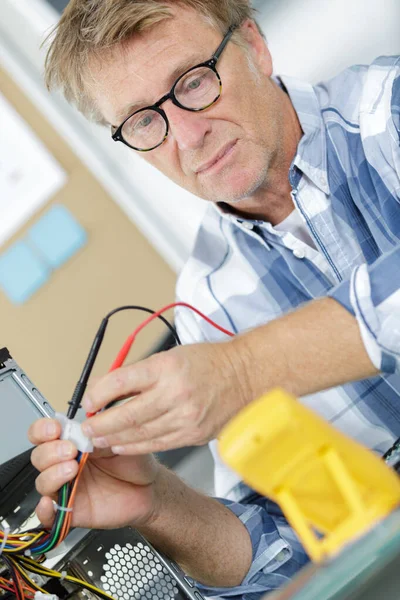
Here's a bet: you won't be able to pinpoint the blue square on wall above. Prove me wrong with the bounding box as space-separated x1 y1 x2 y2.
28 205 87 269
0 241 50 305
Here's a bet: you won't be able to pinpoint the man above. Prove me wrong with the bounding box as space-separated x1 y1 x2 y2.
29 0 400 597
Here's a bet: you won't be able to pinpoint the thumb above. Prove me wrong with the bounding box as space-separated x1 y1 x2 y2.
36 496 56 529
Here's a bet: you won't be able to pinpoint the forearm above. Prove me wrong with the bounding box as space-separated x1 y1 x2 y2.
137 467 252 587
234 296 379 403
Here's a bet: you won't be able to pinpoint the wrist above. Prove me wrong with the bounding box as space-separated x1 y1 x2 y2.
139 465 174 529
227 320 290 405
227 333 259 408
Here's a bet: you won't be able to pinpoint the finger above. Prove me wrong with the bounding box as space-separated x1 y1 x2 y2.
82 390 166 439
35 460 79 497
31 440 78 472
28 419 61 445
83 360 157 414
36 496 56 529
91 410 179 449
111 431 192 456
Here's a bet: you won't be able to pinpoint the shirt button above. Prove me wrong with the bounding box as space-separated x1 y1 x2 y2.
241 222 254 230
275 549 290 562
293 248 306 259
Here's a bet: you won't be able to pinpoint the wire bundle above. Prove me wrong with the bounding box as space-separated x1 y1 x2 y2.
0 450 104 600
2 554 117 600
0 555 37 600
0 451 89 558
0 302 234 599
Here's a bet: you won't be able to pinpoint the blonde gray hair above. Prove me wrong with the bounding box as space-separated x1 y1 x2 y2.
44 0 259 123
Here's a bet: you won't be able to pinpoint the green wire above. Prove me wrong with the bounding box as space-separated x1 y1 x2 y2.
31 483 69 555
47 484 68 552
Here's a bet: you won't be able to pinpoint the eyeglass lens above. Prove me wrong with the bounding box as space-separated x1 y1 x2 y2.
121 66 221 150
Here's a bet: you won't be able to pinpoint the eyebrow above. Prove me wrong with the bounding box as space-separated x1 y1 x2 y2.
113 53 207 125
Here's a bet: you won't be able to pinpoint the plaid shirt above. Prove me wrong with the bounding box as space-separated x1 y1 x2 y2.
175 56 400 599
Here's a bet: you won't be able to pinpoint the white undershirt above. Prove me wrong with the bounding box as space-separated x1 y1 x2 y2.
274 209 317 249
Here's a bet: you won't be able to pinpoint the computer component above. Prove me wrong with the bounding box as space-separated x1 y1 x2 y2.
56 528 205 600
383 438 400 473
0 347 54 528
0 347 205 599
0 347 54 464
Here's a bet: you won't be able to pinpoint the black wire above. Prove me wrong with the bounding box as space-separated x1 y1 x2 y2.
105 306 181 346
67 305 181 419
384 437 400 461
53 579 114 600
9 560 43 594
1 556 23 600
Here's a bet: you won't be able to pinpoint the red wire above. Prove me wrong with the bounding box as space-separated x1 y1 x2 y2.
110 302 234 371
86 302 234 418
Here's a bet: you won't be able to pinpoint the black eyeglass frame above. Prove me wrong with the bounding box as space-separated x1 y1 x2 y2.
111 25 237 152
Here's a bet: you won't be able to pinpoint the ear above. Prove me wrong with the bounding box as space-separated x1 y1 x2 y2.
239 19 273 77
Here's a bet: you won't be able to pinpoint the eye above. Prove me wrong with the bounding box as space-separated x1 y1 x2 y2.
136 114 153 129
184 73 207 93
187 77 202 90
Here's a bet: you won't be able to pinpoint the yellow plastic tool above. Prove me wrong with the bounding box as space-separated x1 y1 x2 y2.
219 389 400 562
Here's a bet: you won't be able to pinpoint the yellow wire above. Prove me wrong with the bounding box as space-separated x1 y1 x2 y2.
4 539 43 553
4 531 42 540
63 573 118 600
1 530 45 553
8 557 48 594
19 556 117 600
19 556 62 576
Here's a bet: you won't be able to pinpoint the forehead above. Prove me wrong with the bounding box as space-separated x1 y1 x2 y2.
89 7 223 125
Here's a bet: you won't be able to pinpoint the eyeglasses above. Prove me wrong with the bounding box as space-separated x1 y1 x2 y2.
111 26 236 152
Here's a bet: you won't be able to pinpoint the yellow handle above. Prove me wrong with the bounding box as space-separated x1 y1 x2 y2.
219 389 400 562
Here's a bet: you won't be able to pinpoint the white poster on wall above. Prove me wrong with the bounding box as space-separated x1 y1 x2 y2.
0 92 66 247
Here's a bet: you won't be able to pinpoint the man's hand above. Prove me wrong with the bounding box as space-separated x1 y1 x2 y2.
81 340 251 455
28 419 161 530
28 415 253 588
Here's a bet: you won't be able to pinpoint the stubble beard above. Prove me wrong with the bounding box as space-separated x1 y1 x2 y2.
208 147 272 208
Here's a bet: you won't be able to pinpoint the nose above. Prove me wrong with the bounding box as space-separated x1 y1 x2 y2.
164 101 211 151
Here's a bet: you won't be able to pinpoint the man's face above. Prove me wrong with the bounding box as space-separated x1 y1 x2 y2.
91 6 283 209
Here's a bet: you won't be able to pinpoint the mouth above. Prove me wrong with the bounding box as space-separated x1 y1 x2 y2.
195 140 238 175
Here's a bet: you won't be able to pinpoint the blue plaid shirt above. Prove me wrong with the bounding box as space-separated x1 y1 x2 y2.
175 56 400 600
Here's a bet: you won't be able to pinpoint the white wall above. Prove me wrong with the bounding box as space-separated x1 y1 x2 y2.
0 0 399 272
0 0 195 272
257 0 400 82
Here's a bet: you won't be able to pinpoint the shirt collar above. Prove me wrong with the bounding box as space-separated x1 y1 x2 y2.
212 201 255 221
277 75 330 195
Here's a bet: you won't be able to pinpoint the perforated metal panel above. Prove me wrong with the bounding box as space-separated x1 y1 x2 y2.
58 528 204 600
101 542 178 600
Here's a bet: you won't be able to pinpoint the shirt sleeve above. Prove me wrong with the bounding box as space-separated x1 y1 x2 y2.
329 245 400 374
192 498 309 600
329 59 400 375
